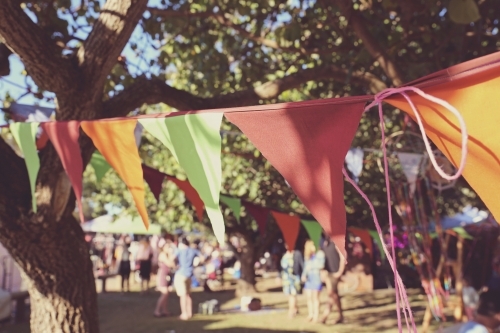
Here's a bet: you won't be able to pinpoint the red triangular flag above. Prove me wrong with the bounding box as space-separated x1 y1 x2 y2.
243 202 269 236
141 164 165 202
348 227 373 259
226 97 368 258
272 211 300 251
166 176 205 222
36 130 49 150
41 121 84 222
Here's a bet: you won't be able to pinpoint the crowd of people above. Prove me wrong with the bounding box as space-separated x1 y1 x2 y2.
280 237 345 324
86 231 500 332
89 233 225 320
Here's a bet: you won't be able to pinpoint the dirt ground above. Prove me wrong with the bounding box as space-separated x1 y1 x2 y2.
2 274 456 333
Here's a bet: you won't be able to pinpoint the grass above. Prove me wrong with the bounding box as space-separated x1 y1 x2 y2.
2 275 456 333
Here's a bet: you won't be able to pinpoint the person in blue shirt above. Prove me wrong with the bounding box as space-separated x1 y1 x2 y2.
174 236 203 320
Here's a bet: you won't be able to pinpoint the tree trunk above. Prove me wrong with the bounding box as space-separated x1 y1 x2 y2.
236 235 257 296
0 213 99 333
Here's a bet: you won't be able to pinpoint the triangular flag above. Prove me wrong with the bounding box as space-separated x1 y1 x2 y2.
220 195 241 223
41 121 84 222
386 51 500 223
348 227 374 259
134 122 143 147
301 220 323 249
166 176 205 222
396 152 424 195
226 97 369 258
139 114 225 243
345 148 364 183
396 152 423 196
242 202 269 236
141 164 165 202
90 152 111 181
36 130 49 150
81 119 148 229
368 230 386 260
272 211 300 251
10 122 40 212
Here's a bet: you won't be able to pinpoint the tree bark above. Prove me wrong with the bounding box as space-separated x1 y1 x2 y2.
235 235 257 296
0 212 98 333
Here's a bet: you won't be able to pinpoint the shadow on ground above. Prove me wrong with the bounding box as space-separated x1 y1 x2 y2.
1 275 456 333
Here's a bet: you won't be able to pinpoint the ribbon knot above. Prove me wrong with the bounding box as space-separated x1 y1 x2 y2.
367 86 468 181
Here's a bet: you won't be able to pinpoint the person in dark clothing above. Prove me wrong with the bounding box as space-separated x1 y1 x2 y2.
280 244 304 318
320 237 345 324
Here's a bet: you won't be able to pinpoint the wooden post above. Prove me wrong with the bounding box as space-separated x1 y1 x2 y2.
422 304 433 333
454 236 464 322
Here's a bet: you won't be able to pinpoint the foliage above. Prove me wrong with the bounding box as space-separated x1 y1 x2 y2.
4 0 499 235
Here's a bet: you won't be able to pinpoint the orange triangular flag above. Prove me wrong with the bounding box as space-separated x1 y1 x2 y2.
81 119 149 228
272 211 301 251
386 51 500 222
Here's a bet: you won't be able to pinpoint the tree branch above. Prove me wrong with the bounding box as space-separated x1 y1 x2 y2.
103 76 207 116
104 65 386 116
77 0 148 100
207 65 386 109
147 7 213 18
327 0 404 87
0 1 78 93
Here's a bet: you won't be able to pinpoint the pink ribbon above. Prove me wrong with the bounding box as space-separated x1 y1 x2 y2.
353 86 469 333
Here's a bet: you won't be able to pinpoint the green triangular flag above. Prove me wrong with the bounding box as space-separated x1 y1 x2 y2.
301 220 323 249
368 230 386 260
220 195 241 223
452 227 474 240
90 151 111 181
448 0 481 24
10 122 40 212
139 114 225 243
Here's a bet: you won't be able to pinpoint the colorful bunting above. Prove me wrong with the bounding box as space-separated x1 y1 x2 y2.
301 220 323 249
139 114 225 243
90 152 111 181
220 195 241 222
226 97 369 258
141 164 165 202
272 211 301 251
9 122 40 211
386 52 500 222
41 121 84 222
81 119 149 229
166 176 205 223
345 148 364 183
243 202 269 236
348 227 374 259
368 230 386 260
396 152 424 196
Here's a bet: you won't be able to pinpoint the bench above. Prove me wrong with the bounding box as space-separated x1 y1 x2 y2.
10 290 29 323
96 274 118 293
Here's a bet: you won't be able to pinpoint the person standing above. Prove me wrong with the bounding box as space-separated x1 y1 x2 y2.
302 240 325 323
174 236 203 320
281 244 304 318
154 243 175 317
320 237 345 324
442 290 500 333
117 239 132 293
136 238 153 293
